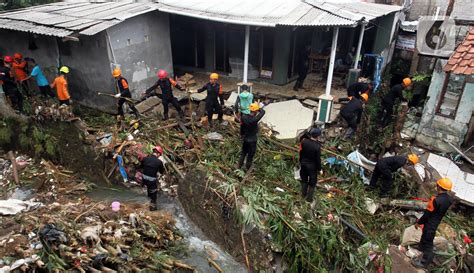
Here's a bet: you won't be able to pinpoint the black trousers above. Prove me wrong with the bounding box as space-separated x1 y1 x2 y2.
419 224 436 265
206 100 223 125
369 164 393 196
294 69 308 89
239 140 257 170
163 96 183 119
118 97 139 117
39 85 54 98
6 89 23 111
143 178 158 205
300 163 317 187
381 101 394 126
59 99 70 106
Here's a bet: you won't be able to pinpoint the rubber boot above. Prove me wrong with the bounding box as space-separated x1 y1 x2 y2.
305 186 315 203
300 182 308 198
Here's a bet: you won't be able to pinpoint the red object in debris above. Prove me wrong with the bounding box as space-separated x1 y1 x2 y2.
464 235 472 244
411 197 429 202
184 139 194 149
74 259 81 267
135 171 143 183
377 266 384 273
79 245 88 253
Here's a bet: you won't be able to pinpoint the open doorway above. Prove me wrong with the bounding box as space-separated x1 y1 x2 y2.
170 15 205 69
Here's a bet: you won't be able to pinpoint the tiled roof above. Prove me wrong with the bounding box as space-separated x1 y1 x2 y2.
444 27 474 75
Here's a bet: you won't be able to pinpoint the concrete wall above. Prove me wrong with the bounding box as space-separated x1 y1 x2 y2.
407 0 449 21
59 34 114 111
0 30 58 84
0 29 114 111
416 59 474 152
107 11 173 99
373 13 397 55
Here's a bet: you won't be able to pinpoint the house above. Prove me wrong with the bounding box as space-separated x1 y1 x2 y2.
0 1 170 112
0 0 402 112
415 27 474 152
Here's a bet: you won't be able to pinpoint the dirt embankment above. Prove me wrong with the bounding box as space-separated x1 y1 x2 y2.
179 169 275 271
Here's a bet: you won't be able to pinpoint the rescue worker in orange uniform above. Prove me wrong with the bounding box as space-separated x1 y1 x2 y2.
368 154 419 197
340 93 369 139
50 66 71 105
381 77 411 126
143 69 184 121
0 56 24 111
412 178 453 269
193 73 224 127
12 53 30 96
112 68 139 118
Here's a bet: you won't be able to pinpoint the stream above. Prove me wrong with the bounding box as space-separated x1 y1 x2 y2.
87 184 247 273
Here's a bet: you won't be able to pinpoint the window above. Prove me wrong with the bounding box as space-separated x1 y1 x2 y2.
436 73 465 118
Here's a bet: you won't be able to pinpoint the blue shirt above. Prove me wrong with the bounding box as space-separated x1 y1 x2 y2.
30 65 49 87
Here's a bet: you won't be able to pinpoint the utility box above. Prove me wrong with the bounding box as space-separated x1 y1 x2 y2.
346 68 360 88
316 94 333 123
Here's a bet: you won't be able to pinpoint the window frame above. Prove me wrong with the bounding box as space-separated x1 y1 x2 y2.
435 72 466 119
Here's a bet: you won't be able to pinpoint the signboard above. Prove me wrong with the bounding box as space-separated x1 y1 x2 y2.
396 34 416 51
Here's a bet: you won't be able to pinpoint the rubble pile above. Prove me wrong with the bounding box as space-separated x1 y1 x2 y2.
0 200 188 272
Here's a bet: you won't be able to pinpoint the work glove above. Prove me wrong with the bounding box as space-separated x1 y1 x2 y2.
259 102 265 109
115 94 121 98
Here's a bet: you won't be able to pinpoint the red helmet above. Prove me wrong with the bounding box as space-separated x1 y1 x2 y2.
4 56 13 63
153 145 163 155
157 70 167 79
13 53 22 60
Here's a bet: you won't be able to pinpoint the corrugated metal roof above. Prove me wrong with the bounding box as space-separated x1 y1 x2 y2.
158 0 401 27
0 1 158 37
0 0 402 37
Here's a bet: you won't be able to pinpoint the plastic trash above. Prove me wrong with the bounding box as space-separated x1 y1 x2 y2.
111 201 120 212
39 224 68 248
204 132 223 141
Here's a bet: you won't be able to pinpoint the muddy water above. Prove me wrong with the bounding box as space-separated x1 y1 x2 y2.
87 185 247 273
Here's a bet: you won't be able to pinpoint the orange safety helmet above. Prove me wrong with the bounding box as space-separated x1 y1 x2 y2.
402 78 412 87
13 53 22 60
437 177 453 191
249 102 260 112
210 73 219 80
360 93 369 102
112 68 121 78
407 154 419 165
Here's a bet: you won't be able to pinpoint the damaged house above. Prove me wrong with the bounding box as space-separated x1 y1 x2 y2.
0 0 401 112
415 27 474 152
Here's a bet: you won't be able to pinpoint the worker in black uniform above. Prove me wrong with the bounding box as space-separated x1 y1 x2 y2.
412 178 453 269
238 102 265 171
293 45 311 91
143 69 184 121
139 146 165 211
369 154 419 197
347 81 372 100
381 77 411 126
0 56 23 112
340 93 368 139
299 128 322 203
193 73 224 127
112 68 139 118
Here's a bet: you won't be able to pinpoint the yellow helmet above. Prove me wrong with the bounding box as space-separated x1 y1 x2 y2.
210 73 219 80
437 177 453 191
249 102 260 112
59 66 70 74
112 68 121 77
402 78 412 87
360 93 369 102
407 154 419 165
